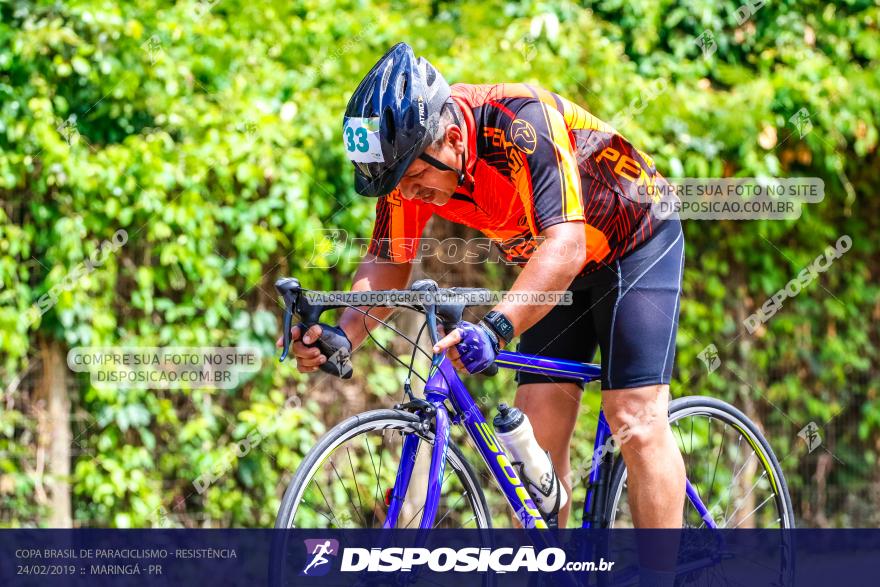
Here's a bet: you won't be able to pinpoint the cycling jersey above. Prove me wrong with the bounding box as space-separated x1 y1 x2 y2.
367 83 670 275
517 213 684 389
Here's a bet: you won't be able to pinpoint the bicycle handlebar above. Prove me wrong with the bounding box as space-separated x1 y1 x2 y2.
274 277 499 376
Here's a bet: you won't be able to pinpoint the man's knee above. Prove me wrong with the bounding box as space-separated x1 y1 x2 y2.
602 385 670 453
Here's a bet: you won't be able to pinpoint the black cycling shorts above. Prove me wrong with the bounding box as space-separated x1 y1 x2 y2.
515 215 685 390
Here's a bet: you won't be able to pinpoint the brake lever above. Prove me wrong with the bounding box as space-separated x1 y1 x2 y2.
280 305 293 362
425 306 445 371
410 279 445 370
275 278 302 363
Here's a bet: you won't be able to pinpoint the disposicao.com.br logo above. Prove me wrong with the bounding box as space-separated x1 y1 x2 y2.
336 545 614 573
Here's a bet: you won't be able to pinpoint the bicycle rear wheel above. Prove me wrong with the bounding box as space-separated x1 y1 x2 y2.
606 396 794 529
275 408 490 529
605 396 794 585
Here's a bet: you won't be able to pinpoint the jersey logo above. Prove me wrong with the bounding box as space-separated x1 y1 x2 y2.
386 191 402 207
510 119 537 154
483 127 526 173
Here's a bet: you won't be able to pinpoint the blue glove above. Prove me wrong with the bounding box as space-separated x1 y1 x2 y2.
454 321 500 374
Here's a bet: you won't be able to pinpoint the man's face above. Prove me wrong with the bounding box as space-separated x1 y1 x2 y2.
396 125 465 206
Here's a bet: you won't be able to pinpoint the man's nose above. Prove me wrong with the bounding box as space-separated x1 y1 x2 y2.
399 180 419 200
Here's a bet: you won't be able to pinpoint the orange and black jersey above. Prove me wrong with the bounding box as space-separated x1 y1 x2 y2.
368 83 669 275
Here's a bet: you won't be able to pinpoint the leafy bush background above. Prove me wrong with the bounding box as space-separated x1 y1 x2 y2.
1 0 877 527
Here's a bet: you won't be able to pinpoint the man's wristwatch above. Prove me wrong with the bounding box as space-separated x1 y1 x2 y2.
481 311 515 346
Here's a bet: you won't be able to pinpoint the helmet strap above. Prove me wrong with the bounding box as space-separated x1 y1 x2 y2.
417 101 468 187
418 151 467 187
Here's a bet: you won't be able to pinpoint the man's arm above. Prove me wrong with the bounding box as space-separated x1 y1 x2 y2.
485 99 598 342
432 99 596 360
489 221 586 341
433 221 586 359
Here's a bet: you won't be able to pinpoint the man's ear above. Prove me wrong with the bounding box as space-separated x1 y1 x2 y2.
448 124 465 155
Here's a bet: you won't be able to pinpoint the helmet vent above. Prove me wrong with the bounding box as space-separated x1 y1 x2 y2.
397 74 408 101
383 107 396 144
362 85 375 115
379 60 394 93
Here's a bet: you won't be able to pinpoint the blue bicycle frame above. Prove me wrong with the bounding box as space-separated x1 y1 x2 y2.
383 350 717 530
272 276 716 530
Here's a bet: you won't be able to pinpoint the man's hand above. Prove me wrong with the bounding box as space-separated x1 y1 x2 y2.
275 324 325 373
432 321 499 374
276 323 353 378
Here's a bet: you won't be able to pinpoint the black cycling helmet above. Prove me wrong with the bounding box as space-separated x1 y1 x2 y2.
343 42 453 197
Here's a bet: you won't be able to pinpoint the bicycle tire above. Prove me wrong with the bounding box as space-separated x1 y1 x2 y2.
275 408 491 529
605 395 795 528
603 396 795 585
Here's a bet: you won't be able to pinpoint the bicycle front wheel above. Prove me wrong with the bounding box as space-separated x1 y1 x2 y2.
606 396 794 529
275 408 491 529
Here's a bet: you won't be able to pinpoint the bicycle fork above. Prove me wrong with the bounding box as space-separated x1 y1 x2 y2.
383 405 451 530
384 358 548 530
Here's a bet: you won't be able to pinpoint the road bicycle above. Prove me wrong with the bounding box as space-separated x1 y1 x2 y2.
272 277 794 534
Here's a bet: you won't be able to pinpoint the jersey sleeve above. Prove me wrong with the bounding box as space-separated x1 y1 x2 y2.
367 189 433 262
505 100 586 232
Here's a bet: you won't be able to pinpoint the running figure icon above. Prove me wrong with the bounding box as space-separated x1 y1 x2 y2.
301 539 339 576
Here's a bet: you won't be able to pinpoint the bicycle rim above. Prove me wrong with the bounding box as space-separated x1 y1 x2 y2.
607 396 794 529
603 397 795 585
275 409 490 529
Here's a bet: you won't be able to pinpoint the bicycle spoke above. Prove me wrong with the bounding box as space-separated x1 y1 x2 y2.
731 494 775 529
284 410 489 535
622 408 787 531
711 448 756 525
312 478 344 528
730 449 756 488
402 467 455 529
610 402 790 587
329 459 368 527
724 470 767 527
374 430 387 520
346 447 368 527
434 491 468 528
690 415 694 455
314 509 338 526
673 421 688 455
723 434 744 523
363 434 381 525
705 418 725 514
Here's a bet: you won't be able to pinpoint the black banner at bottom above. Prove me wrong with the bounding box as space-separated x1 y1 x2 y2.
1 529 878 586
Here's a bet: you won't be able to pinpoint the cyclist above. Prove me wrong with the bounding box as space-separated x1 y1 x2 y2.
283 43 686 534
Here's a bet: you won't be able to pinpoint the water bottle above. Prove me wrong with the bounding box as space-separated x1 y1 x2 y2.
493 403 568 521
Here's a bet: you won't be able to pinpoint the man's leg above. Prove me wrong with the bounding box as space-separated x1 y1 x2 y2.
601 383 685 527
514 381 582 528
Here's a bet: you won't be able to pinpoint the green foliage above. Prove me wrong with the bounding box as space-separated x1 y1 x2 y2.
0 0 877 527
